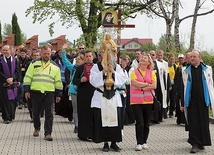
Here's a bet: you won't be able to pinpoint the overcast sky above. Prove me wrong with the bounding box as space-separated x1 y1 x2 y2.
1 0 214 51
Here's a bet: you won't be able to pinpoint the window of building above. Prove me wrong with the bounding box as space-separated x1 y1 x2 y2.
134 44 138 48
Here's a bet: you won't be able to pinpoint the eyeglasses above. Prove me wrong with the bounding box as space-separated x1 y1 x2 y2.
150 54 155 56
79 48 85 50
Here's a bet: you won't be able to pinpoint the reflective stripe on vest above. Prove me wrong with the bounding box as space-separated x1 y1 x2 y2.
130 69 154 104
130 85 153 104
34 74 54 80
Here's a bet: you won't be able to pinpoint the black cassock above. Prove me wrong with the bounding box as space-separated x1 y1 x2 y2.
0 57 21 121
73 64 95 139
124 65 135 125
187 65 211 147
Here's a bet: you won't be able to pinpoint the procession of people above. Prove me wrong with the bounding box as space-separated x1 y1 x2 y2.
0 33 213 154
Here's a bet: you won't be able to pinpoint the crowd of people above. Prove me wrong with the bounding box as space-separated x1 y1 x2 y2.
0 37 213 153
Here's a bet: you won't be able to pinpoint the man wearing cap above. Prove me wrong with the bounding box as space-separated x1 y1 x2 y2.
174 53 190 126
177 54 185 66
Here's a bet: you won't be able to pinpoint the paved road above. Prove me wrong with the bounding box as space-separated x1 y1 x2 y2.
0 108 214 155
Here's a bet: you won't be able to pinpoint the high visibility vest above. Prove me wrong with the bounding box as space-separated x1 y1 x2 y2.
130 69 154 104
23 59 63 93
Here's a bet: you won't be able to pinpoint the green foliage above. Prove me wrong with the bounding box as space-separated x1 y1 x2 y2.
12 13 22 45
3 23 12 38
120 51 135 60
65 46 76 52
157 34 186 53
209 107 213 117
141 42 157 52
2 22 26 45
201 54 214 69
21 32 27 44
75 34 86 47
200 53 214 82
0 21 2 42
25 0 77 36
25 0 157 48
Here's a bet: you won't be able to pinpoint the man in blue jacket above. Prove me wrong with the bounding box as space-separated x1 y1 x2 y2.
181 50 214 153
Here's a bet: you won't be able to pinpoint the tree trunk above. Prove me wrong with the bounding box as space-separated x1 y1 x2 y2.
174 0 181 53
157 0 175 52
165 20 172 52
188 0 200 51
76 0 99 48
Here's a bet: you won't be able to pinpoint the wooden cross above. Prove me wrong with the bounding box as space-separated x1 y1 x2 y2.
103 9 135 63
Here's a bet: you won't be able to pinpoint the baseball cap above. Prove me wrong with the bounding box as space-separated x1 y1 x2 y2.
178 54 184 58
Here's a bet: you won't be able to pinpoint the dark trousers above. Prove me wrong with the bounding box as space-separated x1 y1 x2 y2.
169 85 176 116
31 92 54 136
27 98 33 119
120 94 126 130
132 104 153 145
17 82 24 105
1 100 16 121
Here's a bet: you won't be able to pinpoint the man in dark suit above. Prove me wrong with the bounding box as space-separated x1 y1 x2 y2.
0 45 21 124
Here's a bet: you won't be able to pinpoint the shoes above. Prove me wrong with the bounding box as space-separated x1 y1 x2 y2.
199 145 205 150
102 143 109 152
74 126 78 133
153 121 160 124
33 130 40 137
110 142 121 152
3 120 10 124
190 146 199 153
135 144 142 151
142 143 149 150
44 134 53 141
18 104 23 109
30 119 33 123
176 120 181 125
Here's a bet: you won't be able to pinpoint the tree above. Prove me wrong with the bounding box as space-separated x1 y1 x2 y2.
173 0 214 52
146 0 214 52
157 34 186 52
25 0 156 48
141 42 157 52
21 32 27 44
145 0 176 52
0 21 2 42
12 13 22 46
2 23 12 38
2 22 26 45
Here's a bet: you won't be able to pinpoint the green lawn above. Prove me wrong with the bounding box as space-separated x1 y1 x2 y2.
209 109 213 117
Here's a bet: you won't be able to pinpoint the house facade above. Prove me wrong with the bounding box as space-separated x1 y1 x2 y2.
121 38 153 52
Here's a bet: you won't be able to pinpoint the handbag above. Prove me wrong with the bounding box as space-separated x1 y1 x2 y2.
150 92 161 111
136 68 161 110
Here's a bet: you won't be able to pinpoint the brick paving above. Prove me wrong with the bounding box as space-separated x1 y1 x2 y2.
0 108 214 155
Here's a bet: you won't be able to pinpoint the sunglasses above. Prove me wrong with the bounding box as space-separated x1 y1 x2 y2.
79 48 85 50
150 54 155 56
